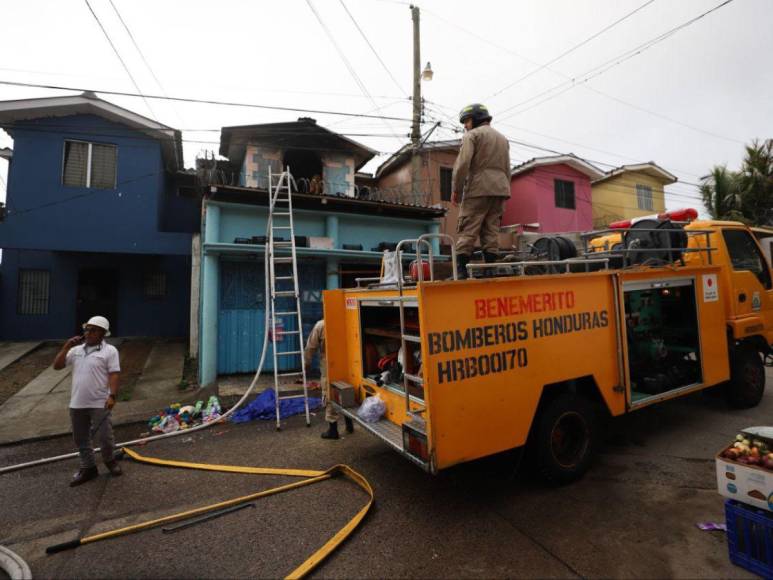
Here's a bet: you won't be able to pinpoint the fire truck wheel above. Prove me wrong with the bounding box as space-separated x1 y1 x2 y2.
725 345 766 409
535 393 598 484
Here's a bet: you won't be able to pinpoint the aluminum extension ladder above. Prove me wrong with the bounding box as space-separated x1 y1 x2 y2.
267 166 310 430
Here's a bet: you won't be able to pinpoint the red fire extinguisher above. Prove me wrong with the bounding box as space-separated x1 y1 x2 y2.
409 259 431 281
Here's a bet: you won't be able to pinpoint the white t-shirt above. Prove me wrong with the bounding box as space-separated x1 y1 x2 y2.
66 341 121 409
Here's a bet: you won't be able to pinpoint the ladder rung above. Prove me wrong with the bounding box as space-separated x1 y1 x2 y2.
274 257 294 263
274 290 296 297
278 395 307 401
404 373 423 385
403 335 421 343
277 330 301 335
274 241 293 246
274 311 298 316
274 212 291 216
276 350 302 356
273 226 292 229
275 276 295 281
277 371 304 377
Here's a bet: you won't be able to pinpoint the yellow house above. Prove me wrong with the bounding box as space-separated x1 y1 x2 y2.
591 162 678 228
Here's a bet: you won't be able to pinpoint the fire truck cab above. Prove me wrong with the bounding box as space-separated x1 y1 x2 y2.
322 218 772 483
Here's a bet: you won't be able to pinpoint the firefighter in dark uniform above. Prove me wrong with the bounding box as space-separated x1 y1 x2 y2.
451 103 511 278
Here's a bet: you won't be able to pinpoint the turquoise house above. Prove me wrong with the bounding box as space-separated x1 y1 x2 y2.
197 119 444 386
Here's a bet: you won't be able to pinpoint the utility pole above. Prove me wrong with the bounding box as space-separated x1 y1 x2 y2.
410 4 422 199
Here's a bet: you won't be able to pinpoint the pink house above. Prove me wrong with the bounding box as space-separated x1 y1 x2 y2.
504 154 604 233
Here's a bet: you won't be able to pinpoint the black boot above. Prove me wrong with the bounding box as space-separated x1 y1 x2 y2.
456 254 470 280
321 421 339 440
345 417 354 434
70 466 99 487
482 252 499 277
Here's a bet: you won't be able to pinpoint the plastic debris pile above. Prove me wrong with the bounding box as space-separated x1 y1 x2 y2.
148 396 222 434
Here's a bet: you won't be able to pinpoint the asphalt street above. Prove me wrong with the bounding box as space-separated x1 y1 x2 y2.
1 370 770 578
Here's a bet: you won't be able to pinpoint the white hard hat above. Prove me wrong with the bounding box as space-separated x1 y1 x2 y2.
83 316 111 337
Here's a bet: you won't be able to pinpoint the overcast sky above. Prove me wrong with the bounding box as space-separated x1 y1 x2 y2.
1 0 771 214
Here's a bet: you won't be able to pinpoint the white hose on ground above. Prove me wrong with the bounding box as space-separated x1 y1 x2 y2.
0 219 275 476
0 545 32 580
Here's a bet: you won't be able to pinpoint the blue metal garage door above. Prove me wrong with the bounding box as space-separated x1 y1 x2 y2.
217 258 325 375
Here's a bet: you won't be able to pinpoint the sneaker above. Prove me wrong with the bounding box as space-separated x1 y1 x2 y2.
70 466 99 487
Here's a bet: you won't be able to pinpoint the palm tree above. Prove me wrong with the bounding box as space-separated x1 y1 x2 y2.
700 165 741 220
738 139 773 226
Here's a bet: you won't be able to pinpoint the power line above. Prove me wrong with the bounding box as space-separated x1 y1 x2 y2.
426 98 715 183
0 79 416 122
498 0 738 124
427 2 742 146
107 0 184 128
0 67 406 100
339 0 408 96
488 0 657 99
426 117 706 201
305 0 404 142
107 0 164 94
82 0 157 120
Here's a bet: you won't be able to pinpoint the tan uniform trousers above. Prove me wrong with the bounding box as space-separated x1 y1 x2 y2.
319 356 338 423
455 196 506 255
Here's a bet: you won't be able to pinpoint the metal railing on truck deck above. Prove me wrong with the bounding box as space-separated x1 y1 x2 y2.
580 227 717 268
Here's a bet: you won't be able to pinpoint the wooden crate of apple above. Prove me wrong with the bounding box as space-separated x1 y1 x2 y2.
722 434 773 470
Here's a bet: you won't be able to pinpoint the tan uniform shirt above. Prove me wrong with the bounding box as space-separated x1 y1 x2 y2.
304 320 326 377
452 124 511 199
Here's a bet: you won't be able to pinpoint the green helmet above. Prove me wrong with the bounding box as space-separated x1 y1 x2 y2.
459 103 492 125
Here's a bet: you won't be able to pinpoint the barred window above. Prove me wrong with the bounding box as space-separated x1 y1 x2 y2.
636 184 654 211
18 270 50 315
554 179 575 209
439 167 453 201
63 140 117 189
143 272 166 298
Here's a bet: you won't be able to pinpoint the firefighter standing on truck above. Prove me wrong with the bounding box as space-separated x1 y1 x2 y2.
451 103 511 279
304 319 353 439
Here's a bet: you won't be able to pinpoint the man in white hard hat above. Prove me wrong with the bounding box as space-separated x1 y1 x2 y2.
53 316 122 486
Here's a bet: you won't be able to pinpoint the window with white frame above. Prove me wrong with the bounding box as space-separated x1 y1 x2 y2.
62 140 117 189
18 270 50 315
636 184 654 211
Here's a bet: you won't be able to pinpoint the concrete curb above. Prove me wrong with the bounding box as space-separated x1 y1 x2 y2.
0 386 221 448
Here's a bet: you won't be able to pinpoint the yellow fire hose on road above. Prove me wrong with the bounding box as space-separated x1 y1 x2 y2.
45 448 374 579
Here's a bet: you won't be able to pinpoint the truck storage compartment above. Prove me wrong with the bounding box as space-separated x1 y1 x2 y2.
624 278 703 403
359 300 424 401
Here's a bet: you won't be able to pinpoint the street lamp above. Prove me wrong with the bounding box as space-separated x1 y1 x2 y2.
421 61 433 81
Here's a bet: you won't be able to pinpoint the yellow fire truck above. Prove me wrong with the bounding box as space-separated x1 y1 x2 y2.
322 217 772 483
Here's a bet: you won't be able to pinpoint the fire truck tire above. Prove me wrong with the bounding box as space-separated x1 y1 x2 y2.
725 345 766 409
534 393 598 484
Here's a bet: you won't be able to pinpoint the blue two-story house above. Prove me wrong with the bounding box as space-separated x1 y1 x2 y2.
0 92 199 340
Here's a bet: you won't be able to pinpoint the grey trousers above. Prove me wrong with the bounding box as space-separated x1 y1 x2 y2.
70 408 115 469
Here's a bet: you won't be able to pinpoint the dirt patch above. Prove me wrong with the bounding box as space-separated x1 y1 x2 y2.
116 340 154 401
0 344 61 406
